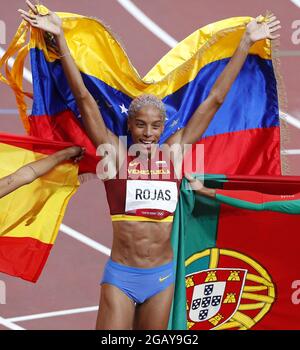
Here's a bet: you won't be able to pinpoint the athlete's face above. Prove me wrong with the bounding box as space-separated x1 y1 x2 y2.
128 106 165 152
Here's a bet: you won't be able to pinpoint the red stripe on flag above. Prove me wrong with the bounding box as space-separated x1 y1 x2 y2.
0 133 74 155
216 189 300 204
29 110 95 150
29 111 99 173
223 177 300 194
0 237 53 283
217 189 263 204
197 126 281 175
28 114 281 175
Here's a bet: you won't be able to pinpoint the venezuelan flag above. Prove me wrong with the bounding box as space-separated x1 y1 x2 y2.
0 6 283 175
169 175 300 330
0 133 79 282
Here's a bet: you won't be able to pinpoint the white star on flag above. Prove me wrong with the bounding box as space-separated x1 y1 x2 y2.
170 119 179 128
119 104 128 115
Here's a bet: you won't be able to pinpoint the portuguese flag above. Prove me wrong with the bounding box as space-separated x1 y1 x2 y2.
0 133 79 282
169 175 300 330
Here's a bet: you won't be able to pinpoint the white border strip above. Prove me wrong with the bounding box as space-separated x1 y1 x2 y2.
117 0 178 48
280 112 300 129
0 316 25 330
7 306 99 323
281 149 300 155
60 224 111 256
290 0 300 7
0 46 32 83
0 108 31 115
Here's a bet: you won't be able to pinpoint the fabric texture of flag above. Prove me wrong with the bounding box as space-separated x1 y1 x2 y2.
0 6 285 175
169 175 300 330
0 133 79 282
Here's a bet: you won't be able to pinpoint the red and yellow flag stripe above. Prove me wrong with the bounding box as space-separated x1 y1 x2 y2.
0 133 79 282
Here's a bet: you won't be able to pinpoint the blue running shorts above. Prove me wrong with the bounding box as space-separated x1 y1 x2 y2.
101 259 175 304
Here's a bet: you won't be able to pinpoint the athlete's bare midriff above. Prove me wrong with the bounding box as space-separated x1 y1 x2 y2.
111 221 174 268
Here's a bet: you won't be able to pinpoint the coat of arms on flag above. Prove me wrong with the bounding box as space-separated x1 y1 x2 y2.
184 248 276 330
186 268 247 329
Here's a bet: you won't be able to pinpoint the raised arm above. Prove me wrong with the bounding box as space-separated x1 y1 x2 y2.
18 0 118 149
0 146 83 199
166 14 281 147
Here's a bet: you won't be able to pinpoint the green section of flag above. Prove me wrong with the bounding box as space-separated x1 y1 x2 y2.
168 175 226 330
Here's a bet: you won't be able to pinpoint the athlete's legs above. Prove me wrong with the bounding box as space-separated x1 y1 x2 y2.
96 283 136 330
133 284 174 330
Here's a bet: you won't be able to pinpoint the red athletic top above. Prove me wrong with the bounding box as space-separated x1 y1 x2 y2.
103 151 182 222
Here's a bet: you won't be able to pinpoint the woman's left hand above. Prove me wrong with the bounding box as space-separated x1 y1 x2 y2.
18 0 62 36
184 173 204 191
246 14 281 43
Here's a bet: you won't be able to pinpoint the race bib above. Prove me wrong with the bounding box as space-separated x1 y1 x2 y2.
125 180 178 214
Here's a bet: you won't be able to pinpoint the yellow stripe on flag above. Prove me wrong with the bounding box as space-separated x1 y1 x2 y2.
0 143 79 245
29 12 271 98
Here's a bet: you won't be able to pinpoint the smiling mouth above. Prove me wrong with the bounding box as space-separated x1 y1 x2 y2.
139 140 155 145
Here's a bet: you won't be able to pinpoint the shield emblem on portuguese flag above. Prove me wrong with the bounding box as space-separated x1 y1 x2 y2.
186 268 247 330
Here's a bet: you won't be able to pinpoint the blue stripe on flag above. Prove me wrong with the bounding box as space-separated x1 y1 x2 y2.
30 49 279 141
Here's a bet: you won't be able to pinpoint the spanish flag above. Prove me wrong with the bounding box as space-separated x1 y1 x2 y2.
0 133 79 282
169 175 300 330
0 6 283 175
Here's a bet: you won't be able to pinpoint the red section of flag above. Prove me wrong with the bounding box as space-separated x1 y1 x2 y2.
198 126 281 175
28 111 99 173
216 189 300 204
0 132 74 155
28 114 280 176
216 180 300 329
0 237 52 283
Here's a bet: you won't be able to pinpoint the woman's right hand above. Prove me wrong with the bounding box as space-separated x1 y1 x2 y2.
18 0 62 36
